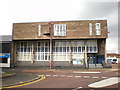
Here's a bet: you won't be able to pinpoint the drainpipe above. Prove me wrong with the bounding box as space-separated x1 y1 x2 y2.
11 41 14 67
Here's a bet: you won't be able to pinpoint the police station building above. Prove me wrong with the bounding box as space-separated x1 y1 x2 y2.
11 20 108 68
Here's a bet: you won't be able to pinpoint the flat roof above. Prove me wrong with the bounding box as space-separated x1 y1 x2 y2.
0 35 12 42
13 19 107 24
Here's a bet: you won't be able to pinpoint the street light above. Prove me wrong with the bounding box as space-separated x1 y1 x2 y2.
49 22 53 69
43 22 53 69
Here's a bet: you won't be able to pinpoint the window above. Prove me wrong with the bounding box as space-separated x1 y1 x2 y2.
89 23 92 35
86 40 98 53
54 24 66 36
34 41 50 61
95 23 101 35
74 47 77 52
60 47 62 52
17 42 32 53
38 25 41 36
93 46 97 52
71 41 85 53
82 47 85 52
78 47 81 52
113 59 117 61
63 47 66 52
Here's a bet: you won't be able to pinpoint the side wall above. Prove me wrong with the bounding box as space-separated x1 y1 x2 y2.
97 39 106 55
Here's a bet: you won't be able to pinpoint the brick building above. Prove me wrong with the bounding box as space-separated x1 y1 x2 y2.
11 20 108 68
0 35 12 53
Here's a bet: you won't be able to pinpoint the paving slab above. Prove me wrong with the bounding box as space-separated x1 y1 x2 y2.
2 73 38 87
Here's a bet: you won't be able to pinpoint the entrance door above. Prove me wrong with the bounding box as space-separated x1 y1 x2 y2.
87 54 96 64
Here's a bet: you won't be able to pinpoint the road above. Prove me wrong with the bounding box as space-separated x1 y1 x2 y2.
2 65 120 89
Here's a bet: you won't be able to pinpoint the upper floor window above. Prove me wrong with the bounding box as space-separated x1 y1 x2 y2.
89 23 92 35
38 25 41 36
95 23 101 35
54 24 66 36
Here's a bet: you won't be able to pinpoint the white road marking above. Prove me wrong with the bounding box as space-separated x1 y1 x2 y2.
77 87 82 88
60 75 66 77
92 77 99 78
75 76 81 78
41 74 44 76
83 76 90 78
73 87 82 90
88 77 120 88
45 75 51 76
73 71 101 74
44 74 105 79
67 76 74 77
53 75 58 76
116 72 120 75
101 77 107 79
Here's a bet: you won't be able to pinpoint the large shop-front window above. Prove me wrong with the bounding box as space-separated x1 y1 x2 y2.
86 40 98 53
17 41 50 61
53 41 69 52
16 40 98 61
71 41 97 53
34 41 50 61
17 42 32 61
52 41 69 61
54 24 66 36
17 42 32 52
71 41 85 53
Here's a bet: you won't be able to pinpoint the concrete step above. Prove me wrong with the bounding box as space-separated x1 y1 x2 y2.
89 64 103 69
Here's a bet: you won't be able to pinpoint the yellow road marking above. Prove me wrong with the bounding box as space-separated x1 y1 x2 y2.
3 75 46 89
19 82 24 83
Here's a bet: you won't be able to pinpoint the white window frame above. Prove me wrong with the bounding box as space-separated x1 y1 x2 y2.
54 24 66 36
38 24 41 36
86 40 98 53
89 23 92 35
53 41 69 61
17 42 32 61
95 23 101 35
34 41 50 61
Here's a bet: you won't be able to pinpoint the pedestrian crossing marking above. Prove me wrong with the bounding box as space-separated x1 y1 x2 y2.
92 77 99 78
44 74 108 79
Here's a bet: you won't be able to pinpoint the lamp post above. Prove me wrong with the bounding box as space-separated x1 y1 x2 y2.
43 22 53 69
49 22 52 69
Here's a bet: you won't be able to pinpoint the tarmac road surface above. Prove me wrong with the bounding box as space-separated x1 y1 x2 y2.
20 70 119 89
2 65 119 89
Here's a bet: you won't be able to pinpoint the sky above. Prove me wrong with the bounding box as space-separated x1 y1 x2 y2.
0 0 119 53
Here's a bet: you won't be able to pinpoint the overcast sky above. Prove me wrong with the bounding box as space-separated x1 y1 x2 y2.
0 0 119 53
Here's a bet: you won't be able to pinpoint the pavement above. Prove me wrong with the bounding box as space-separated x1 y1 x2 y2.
1 72 16 78
2 73 39 86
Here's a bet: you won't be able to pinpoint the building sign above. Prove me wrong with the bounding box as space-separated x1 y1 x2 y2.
73 59 84 65
0 53 10 67
0 53 10 58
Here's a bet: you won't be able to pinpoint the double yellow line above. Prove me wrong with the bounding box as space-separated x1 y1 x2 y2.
3 75 46 89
